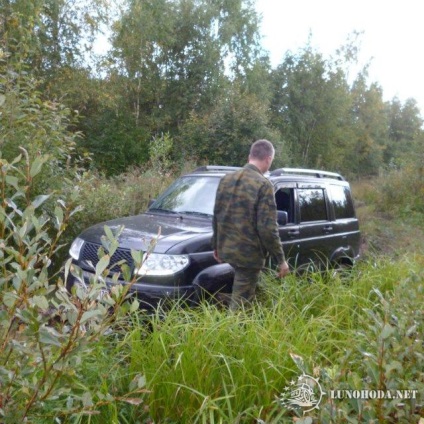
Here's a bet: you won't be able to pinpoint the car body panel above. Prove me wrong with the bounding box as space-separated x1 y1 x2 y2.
77 213 212 253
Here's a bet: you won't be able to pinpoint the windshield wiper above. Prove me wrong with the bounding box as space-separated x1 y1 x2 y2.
149 208 182 216
179 211 213 218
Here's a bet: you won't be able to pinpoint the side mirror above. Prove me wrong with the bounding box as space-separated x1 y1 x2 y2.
277 210 288 226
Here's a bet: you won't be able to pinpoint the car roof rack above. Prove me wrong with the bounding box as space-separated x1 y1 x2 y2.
269 167 345 181
193 165 241 173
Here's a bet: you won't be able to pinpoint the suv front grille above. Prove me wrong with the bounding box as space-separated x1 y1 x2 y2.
80 242 134 276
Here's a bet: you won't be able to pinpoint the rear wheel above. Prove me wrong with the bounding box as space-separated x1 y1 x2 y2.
331 261 352 279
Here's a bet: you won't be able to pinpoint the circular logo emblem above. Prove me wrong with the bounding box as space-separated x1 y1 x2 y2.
279 373 325 413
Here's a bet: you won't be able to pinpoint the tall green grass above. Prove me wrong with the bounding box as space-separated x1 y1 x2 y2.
86 255 422 423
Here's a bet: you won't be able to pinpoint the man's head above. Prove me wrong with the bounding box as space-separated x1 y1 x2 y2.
248 139 275 173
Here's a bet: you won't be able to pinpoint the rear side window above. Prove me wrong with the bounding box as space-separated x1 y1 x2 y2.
329 185 355 219
298 188 327 222
275 188 295 223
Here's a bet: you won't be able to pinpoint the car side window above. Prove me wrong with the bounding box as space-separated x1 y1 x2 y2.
298 188 327 222
275 188 294 223
329 184 355 219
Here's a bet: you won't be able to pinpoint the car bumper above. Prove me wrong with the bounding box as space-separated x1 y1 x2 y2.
66 269 196 309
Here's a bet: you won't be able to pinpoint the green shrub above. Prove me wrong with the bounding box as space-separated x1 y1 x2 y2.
316 258 424 424
0 55 83 198
375 162 424 218
57 167 174 259
0 153 145 423
352 161 424 257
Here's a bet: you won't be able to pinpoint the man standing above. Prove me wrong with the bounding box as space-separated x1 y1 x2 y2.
212 139 290 310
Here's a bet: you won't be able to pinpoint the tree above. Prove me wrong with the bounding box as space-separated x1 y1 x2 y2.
270 46 354 171
110 0 263 132
385 97 423 165
0 47 81 193
1 0 110 76
178 82 285 166
348 76 389 174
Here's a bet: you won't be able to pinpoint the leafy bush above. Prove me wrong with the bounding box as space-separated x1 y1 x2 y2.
149 132 174 175
0 153 144 423
353 160 424 219
376 162 424 218
0 54 82 197
316 259 424 423
57 166 174 261
352 161 424 257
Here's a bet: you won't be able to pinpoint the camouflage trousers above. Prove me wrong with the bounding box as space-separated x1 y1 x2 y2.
230 266 262 311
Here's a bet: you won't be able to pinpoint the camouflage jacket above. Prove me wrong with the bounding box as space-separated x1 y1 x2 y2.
212 164 285 269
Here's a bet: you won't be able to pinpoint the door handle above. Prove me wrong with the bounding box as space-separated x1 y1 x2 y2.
288 230 300 237
323 225 333 233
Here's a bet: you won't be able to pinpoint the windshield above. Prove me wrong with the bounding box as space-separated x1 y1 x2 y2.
149 176 221 216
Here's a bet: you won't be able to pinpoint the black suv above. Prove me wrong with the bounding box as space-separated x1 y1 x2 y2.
67 166 360 307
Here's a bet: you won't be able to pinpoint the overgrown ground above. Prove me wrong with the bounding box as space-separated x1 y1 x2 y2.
64 173 424 423
1 160 423 424
63 253 423 423
352 178 424 259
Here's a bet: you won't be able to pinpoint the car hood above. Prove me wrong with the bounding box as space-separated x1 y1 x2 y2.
78 212 212 253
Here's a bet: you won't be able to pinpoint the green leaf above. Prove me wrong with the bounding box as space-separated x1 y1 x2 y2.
358 349 377 360
69 205 83 217
32 295 49 310
6 199 23 216
55 205 64 228
381 323 395 340
63 258 73 286
81 309 103 324
95 255 110 276
67 310 78 325
10 154 22 165
296 418 313 424
18 221 29 238
289 352 305 372
136 374 146 389
406 324 417 337
82 391 93 407
30 157 45 178
131 249 143 267
39 326 62 347
3 291 18 308
0 94 6 107
130 299 140 312
121 264 131 281
57 199 66 208
104 225 114 241
5 175 19 190
385 360 403 376
32 194 51 209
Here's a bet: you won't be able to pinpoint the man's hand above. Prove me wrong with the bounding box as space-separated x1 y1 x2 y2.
277 261 290 278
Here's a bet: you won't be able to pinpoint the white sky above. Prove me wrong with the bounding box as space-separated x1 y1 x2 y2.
255 0 424 114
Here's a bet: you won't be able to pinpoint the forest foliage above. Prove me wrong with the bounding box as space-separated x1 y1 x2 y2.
1 0 423 177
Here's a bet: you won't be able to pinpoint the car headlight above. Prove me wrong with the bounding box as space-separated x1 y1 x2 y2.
69 237 85 260
136 253 190 276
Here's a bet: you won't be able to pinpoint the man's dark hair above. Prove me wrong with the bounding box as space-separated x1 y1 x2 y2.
250 139 275 161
